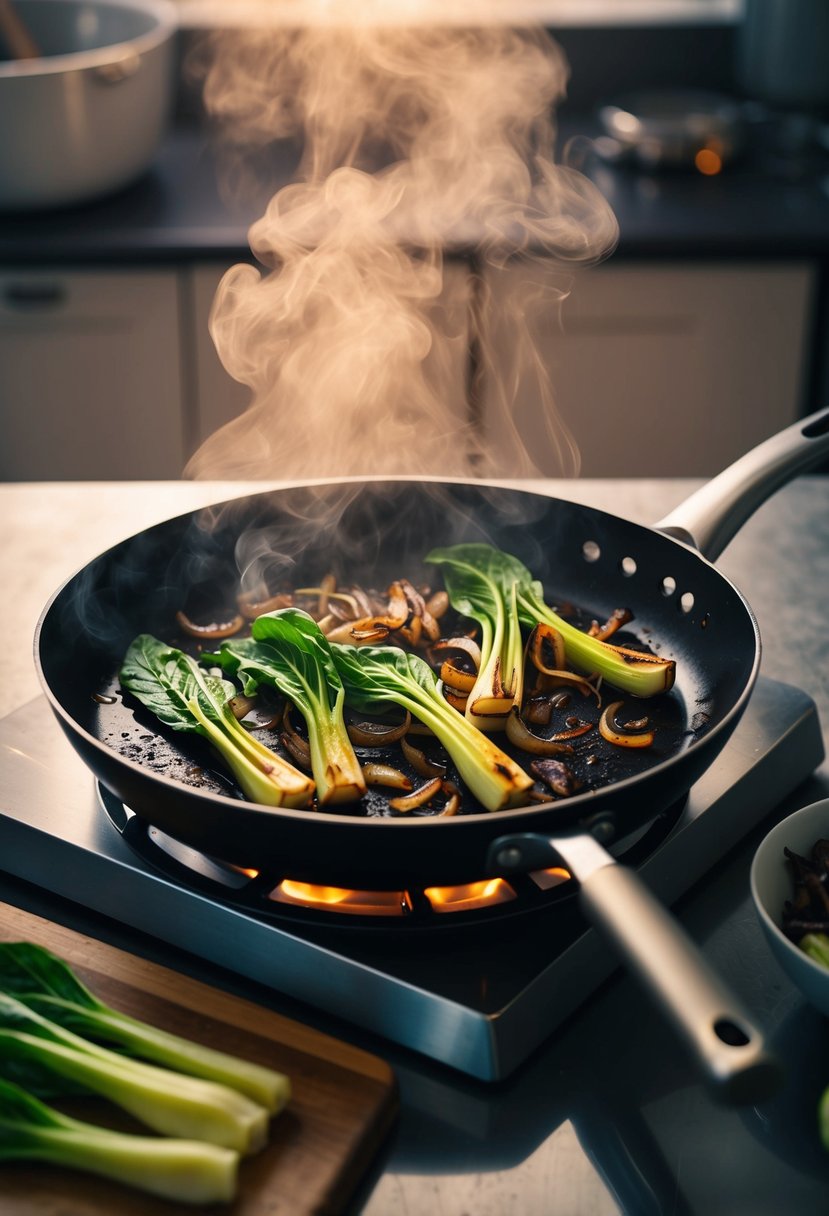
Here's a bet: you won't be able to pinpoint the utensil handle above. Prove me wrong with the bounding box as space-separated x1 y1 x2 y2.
655 407 829 560
578 862 781 1104
488 831 781 1103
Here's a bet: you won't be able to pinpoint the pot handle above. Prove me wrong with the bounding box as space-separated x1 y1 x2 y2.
488 831 782 1105
654 407 829 561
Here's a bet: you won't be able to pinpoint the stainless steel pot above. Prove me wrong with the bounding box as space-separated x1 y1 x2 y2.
0 0 177 210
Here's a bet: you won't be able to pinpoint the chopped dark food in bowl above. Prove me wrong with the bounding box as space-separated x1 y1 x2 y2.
782 838 829 967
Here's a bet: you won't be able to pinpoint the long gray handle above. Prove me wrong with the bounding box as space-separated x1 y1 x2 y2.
578 862 781 1104
655 407 829 560
487 831 781 1104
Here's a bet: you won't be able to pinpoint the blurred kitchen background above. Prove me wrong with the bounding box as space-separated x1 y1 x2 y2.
1 0 828 481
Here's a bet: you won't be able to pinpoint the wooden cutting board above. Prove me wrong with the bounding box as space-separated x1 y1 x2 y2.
0 902 398 1215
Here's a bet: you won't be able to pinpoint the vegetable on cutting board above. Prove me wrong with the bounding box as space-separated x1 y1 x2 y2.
0 942 290 1114
0 942 292 1204
0 1077 239 1205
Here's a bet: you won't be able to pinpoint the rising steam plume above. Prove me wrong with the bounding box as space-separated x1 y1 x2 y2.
184 1 618 483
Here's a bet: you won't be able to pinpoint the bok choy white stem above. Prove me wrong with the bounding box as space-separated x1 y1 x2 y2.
0 1077 239 1205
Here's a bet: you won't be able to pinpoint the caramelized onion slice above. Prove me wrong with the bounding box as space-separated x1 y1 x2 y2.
506 708 576 756
362 764 413 790
176 610 245 639
346 710 411 747
439 659 477 693
389 777 443 812
598 700 655 748
401 734 447 779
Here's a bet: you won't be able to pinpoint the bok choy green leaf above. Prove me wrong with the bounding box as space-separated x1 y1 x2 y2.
0 943 289 1115
0 993 269 1153
331 642 533 811
208 608 367 806
120 634 314 807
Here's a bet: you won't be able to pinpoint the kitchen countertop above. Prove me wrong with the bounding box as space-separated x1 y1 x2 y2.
2 475 829 1215
1 115 828 266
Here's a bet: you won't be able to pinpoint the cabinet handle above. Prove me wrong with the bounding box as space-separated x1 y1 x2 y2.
3 282 67 310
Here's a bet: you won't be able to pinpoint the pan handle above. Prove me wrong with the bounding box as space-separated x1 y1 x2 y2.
488 831 783 1105
654 407 829 561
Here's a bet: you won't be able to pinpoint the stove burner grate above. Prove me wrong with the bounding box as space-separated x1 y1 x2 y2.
100 781 685 934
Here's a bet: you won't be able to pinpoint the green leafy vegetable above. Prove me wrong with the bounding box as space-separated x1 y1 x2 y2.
0 1077 238 1204
209 609 367 806
331 642 533 812
430 542 675 699
425 544 525 731
120 634 314 807
800 933 829 969
0 943 289 1114
0 992 269 1153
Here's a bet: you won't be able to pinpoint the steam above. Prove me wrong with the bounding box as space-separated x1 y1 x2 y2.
185 2 618 483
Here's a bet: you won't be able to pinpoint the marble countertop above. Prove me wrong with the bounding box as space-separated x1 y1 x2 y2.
2 474 829 1215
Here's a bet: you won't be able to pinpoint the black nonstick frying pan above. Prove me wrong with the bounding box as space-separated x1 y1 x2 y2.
36 408 829 1101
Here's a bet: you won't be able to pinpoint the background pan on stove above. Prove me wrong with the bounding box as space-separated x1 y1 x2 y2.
35 408 829 1103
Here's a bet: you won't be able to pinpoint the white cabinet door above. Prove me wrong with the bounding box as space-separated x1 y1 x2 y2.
0 269 184 480
481 261 815 477
186 263 253 449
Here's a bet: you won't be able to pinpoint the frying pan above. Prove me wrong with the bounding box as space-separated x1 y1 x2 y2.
36 408 829 1101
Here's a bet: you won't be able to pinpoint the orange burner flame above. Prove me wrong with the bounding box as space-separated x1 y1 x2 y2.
269 879 412 917
529 867 571 891
424 877 516 913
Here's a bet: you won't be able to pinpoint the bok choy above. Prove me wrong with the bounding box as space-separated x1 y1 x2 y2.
0 992 269 1153
0 1077 239 1205
425 544 525 731
120 634 314 807
208 608 367 806
331 641 533 811
429 543 675 699
0 943 290 1115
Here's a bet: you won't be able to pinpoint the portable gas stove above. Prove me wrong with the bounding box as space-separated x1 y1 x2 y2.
0 677 823 1081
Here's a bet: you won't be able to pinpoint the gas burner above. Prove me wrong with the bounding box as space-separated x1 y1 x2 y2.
0 677 823 1080
101 782 685 933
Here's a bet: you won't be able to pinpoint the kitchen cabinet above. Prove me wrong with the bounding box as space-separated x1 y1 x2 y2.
0 268 184 480
0 259 816 481
482 260 815 477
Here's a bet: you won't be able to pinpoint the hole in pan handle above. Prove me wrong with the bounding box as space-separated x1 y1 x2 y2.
488 831 783 1106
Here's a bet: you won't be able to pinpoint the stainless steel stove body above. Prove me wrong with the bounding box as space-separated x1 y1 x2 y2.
0 678 823 1081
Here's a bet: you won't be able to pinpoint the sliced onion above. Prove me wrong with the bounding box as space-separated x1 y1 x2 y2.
176 610 245 639
528 622 566 673
598 700 655 748
346 710 411 747
438 780 461 816
228 694 257 721
401 734 447 779
389 777 443 812
443 689 469 712
439 659 477 693
425 590 449 619
362 764 413 790
506 708 576 756
588 607 633 641
430 635 482 670
237 591 293 621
